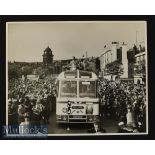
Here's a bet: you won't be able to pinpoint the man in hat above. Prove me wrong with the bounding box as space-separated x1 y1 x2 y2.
70 56 77 70
8 99 17 125
32 99 44 125
19 113 32 135
17 99 26 125
99 94 106 118
126 105 136 128
88 122 106 134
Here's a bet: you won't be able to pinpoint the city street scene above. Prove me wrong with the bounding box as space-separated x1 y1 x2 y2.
7 21 147 136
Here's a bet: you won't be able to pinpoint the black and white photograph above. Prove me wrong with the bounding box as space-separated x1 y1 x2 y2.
6 21 148 136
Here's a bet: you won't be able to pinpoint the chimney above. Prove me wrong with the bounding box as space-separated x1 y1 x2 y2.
86 51 88 58
139 44 142 52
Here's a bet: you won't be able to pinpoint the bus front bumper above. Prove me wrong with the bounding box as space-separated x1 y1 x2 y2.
56 115 99 123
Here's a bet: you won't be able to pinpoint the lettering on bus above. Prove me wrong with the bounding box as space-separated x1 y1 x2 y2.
72 106 84 109
79 71 92 78
64 71 77 78
62 101 84 114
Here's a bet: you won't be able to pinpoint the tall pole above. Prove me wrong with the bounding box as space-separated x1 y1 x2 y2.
136 30 138 46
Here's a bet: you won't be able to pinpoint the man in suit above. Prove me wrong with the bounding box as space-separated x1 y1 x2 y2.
88 122 106 134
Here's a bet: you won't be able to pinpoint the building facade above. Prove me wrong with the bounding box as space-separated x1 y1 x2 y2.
99 42 128 80
134 51 146 84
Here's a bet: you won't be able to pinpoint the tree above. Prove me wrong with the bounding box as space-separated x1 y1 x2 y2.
43 68 51 76
33 67 43 75
105 60 124 78
134 60 146 77
21 66 33 76
8 64 21 79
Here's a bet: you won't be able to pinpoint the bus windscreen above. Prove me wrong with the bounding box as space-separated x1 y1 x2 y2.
60 81 77 97
79 81 96 98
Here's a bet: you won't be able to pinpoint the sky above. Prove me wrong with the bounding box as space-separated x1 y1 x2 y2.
7 21 146 62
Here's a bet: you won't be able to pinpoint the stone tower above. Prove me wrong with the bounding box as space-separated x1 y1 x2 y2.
42 46 54 67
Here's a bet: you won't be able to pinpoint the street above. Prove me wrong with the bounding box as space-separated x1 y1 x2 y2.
47 105 119 134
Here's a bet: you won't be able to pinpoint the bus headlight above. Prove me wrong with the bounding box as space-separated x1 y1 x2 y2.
56 115 62 120
56 115 68 121
87 115 94 122
93 115 99 122
86 104 93 114
62 115 67 121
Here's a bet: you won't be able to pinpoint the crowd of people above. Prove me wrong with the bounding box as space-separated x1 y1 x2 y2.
97 78 146 132
8 59 146 133
65 56 100 73
8 78 56 126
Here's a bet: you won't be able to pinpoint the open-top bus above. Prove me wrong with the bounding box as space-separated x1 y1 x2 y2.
56 70 99 123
